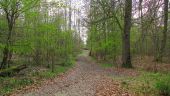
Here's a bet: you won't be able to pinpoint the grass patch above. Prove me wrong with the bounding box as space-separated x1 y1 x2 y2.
33 66 71 79
0 77 34 95
100 63 114 68
155 75 170 96
113 71 170 96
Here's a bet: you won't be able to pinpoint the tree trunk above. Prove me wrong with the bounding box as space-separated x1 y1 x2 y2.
0 65 27 77
0 12 15 69
69 0 72 30
122 0 133 68
156 0 168 61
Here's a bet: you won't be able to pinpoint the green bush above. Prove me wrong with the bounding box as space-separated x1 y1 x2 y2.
62 55 74 66
35 66 68 79
0 77 34 95
100 63 113 68
155 76 170 96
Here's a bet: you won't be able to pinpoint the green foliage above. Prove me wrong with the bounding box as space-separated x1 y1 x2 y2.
0 0 82 70
0 0 82 95
0 77 34 95
100 63 114 68
155 75 170 96
0 64 73 95
114 72 169 96
62 55 75 66
87 0 123 62
87 23 122 60
36 66 69 79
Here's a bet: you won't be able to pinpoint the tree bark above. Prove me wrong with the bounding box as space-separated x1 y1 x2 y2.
0 12 15 69
69 0 72 30
122 0 133 68
156 0 168 61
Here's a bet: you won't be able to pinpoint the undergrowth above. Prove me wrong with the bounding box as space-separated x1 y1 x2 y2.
100 63 114 68
0 63 74 95
0 77 34 95
114 72 170 96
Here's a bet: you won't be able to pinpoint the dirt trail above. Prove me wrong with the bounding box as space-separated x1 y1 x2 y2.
15 50 121 96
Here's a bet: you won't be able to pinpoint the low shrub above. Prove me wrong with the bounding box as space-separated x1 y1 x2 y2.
155 75 170 96
35 66 69 79
62 55 74 66
0 77 34 95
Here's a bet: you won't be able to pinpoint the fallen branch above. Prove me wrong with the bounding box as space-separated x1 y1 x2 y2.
0 65 27 77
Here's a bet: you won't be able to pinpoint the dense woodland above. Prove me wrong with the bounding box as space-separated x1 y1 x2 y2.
0 0 83 72
87 0 170 68
0 0 170 96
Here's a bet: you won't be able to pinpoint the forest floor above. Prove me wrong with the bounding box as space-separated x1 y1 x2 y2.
12 50 132 96
11 50 170 96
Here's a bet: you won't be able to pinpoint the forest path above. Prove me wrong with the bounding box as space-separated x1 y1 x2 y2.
16 50 120 96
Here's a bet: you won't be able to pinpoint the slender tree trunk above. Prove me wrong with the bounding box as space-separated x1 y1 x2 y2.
0 14 14 69
156 0 168 61
1 31 13 69
122 0 133 68
69 0 72 30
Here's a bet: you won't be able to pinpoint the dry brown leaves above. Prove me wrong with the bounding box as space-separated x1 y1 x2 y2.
10 66 76 96
133 56 170 73
113 68 140 77
95 78 133 96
